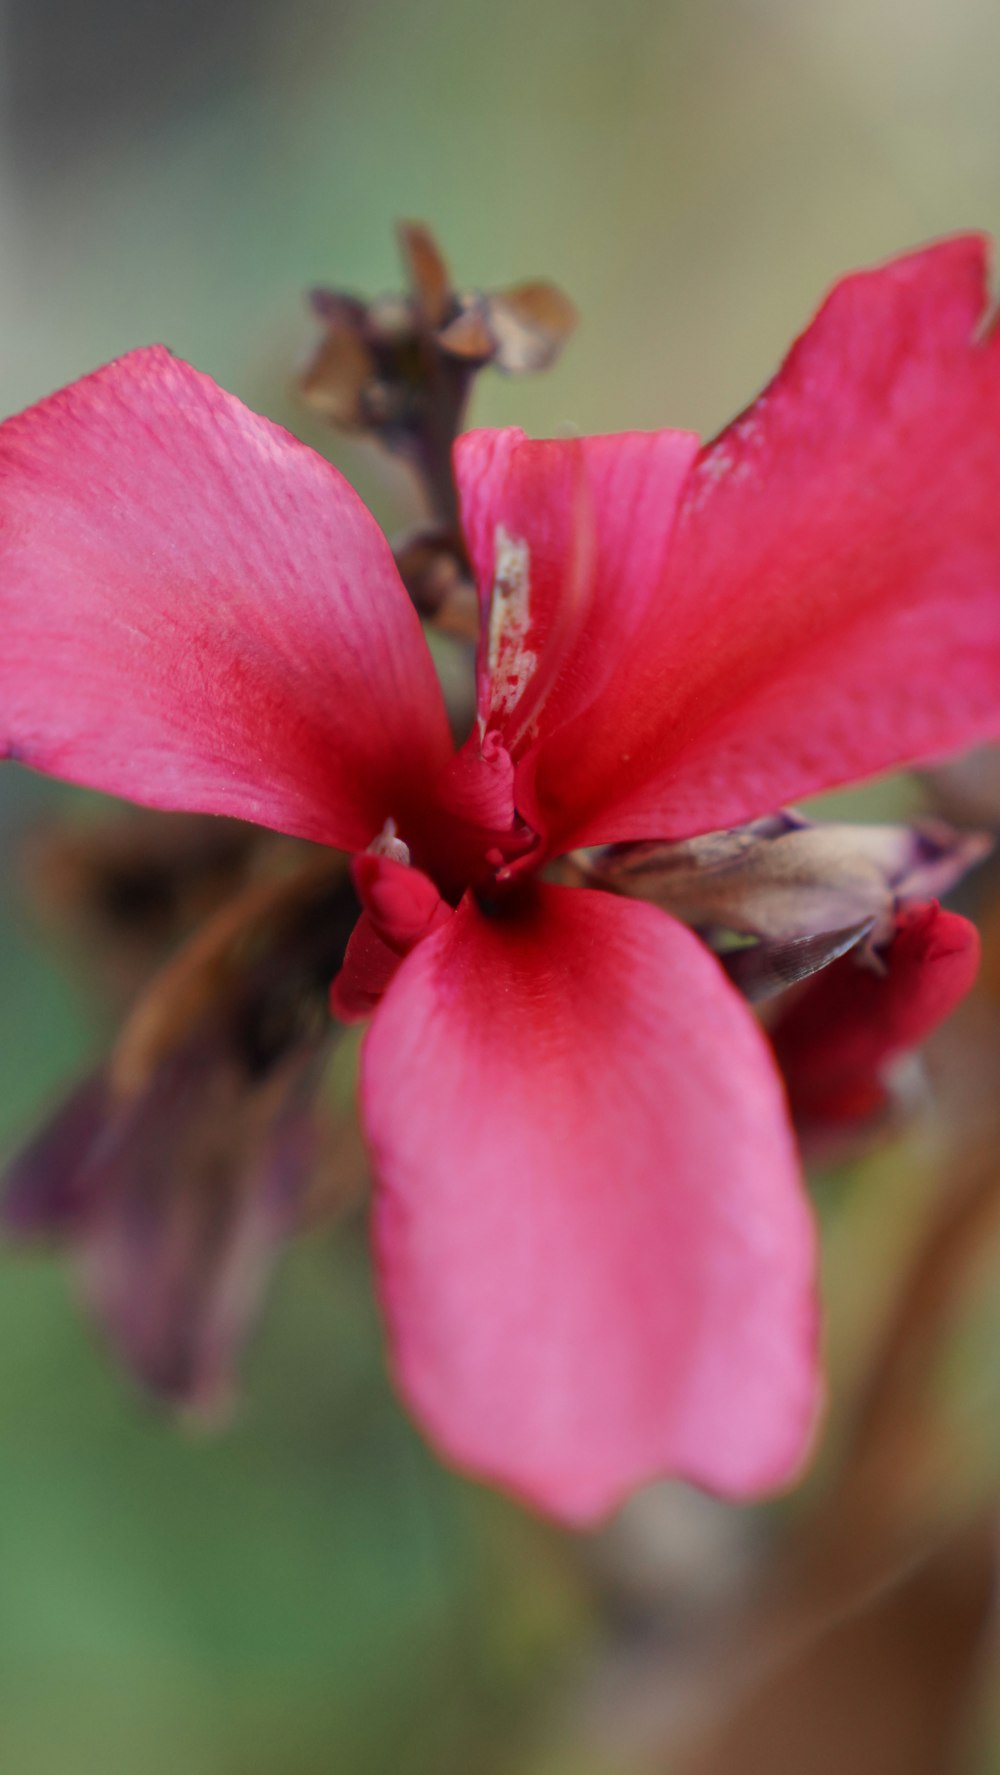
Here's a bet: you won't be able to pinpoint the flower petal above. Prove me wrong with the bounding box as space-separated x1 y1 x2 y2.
0 348 452 848
453 426 699 763
330 853 453 1021
362 882 819 1524
771 900 980 1136
528 237 1000 849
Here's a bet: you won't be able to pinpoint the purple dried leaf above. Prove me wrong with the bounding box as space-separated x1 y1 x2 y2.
1 1070 110 1239
592 815 990 949
78 1038 327 1417
5 859 362 1414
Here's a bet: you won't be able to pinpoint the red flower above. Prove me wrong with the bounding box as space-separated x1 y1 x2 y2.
2 236 999 1523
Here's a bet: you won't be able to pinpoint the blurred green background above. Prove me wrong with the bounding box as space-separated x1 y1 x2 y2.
1 1 999 1769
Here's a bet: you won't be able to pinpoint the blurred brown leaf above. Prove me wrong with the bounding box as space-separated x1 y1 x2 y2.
25 806 294 1007
677 1519 995 1775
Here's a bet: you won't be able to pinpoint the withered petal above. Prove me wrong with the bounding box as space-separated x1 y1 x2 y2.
7 859 363 1414
438 282 578 374
590 814 989 950
307 288 369 329
110 857 356 1098
298 325 376 429
78 1038 328 1417
1 1070 111 1239
27 807 266 1006
722 919 876 1004
486 280 579 373
397 220 453 329
434 303 497 363
392 524 480 639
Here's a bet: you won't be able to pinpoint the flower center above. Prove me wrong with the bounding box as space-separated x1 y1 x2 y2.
383 730 541 907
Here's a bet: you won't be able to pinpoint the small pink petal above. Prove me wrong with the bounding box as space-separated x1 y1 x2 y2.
352 853 452 952
331 854 452 1021
330 915 403 1022
772 900 980 1132
0 349 452 849
362 883 819 1525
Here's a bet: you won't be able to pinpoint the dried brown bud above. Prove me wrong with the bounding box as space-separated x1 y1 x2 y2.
297 297 374 430
392 524 480 641
299 221 577 536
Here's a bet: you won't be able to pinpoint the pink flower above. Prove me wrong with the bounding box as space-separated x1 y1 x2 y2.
2 235 1000 1523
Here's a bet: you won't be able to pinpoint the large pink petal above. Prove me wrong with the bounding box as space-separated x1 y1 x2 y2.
528 237 1000 850
0 349 452 849
453 427 699 763
362 882 818 1524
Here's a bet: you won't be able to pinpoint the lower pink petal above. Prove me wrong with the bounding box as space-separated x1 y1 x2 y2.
361 882 820 1525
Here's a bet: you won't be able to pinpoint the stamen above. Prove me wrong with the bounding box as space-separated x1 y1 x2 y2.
367 817 411 866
